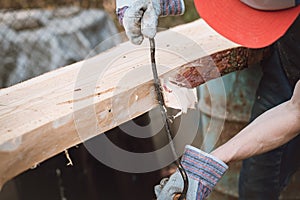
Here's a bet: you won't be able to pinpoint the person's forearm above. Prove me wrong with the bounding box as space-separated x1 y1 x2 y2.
211 80 300 164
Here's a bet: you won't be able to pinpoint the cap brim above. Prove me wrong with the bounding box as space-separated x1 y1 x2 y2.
195 0 300 48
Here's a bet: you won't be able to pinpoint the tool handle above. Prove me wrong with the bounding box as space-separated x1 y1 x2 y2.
149 38 189 199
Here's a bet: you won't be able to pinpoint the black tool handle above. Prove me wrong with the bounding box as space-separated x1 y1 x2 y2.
149 38 189 200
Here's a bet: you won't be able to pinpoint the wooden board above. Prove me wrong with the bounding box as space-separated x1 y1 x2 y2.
0 19 261 188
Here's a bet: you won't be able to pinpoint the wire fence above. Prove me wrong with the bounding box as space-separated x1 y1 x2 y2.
0 1 121 88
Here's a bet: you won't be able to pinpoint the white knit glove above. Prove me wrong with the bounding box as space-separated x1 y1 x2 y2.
116 0 185 45
155 145 228 200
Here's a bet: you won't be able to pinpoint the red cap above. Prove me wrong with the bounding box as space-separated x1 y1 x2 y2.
194 0 300 48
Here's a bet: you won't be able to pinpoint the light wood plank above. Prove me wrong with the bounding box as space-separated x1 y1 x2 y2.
0 19 252 188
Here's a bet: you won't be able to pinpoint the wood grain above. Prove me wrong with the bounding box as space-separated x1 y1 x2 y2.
0 19 263 188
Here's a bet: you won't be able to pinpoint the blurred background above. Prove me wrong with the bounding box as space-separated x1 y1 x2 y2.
0 1 199 200
0 0 199 88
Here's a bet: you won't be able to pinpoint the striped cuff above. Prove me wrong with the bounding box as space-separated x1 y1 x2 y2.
181 145 228 191
160 0 185 16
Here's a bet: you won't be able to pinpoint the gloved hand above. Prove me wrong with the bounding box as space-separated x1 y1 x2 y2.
155 145 228 200
116 0 185 45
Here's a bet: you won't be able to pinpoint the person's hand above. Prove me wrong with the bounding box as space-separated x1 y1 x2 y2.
116 0 185 45
155 145 228 200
